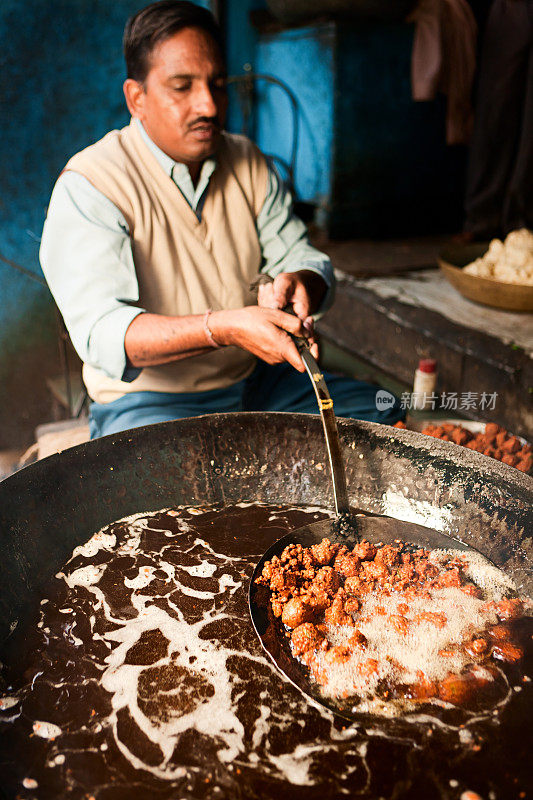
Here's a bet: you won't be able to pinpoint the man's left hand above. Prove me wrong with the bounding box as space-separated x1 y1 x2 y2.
257 269 327 320
257 270 327 361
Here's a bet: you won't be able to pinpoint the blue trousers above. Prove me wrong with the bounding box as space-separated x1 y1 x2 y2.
89 360 404 439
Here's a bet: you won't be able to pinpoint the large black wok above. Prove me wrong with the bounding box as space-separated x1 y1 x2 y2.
1 412 530 640
0 413 531 799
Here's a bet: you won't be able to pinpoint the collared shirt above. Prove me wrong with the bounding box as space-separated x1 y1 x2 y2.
40 119 334 382
136 118 217 215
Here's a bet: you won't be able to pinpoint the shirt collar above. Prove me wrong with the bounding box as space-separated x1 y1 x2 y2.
134 117 217 188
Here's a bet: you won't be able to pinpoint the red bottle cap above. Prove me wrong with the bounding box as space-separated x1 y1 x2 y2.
418 358 437 373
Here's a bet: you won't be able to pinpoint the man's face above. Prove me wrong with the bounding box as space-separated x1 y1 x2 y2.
125 27 227 168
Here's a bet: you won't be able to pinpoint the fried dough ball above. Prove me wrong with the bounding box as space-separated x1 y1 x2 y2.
281 597 315 629
325 591 353 626
310 538 338 566
343 597 360 615
374 544 400 567
344 575 363 594
414 611 447 629
352 540 377 561
517 454 533 472
438 672 476 705
398 562 415 582
451 428 470 446
502 436 521 454
309 566 341 598
495 598 524 620
389 614 409 635
258 558 278 583
403 671 438 700
464 637 489 658
362 560 389 581
269 569 298 593
291 622 325 657
439 667 499 706
435 567 462 588
414 560 438 581
271 598 284 618
334 552 360 578
356 658 380 678
305 588 330 613
491 642 524 663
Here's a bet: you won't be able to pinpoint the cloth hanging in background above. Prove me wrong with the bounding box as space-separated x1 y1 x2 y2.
408 0 477 145
464 0 533 238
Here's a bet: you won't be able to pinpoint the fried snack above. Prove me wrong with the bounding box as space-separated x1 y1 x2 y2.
394 421 532 473
256 538 530 709
464 228 533 285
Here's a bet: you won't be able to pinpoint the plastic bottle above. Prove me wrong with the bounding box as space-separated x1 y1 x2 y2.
412 359 437 411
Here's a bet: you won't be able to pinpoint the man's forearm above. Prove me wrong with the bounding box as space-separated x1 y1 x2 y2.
124 312 213 367
124 306 313 373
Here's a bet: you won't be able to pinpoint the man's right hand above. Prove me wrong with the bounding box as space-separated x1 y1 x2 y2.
209 306 309 372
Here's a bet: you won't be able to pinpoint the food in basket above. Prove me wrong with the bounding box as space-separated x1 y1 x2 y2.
463 228 533 285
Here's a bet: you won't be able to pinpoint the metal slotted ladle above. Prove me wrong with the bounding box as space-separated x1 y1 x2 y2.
248 329 474 720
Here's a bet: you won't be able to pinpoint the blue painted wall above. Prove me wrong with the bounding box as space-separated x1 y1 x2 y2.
225 0 265 77
224 0 266 137
254 25 334 206
1 0 138 322
224 9 335 208
226 13 464 235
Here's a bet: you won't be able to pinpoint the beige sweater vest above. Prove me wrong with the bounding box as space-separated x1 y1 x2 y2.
65 121 269 403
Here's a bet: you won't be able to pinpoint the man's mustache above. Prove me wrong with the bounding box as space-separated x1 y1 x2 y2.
188 117 221 130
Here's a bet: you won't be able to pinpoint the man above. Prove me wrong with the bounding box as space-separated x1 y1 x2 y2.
40 0 402 437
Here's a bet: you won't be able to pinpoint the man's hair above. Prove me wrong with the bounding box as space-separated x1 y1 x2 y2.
124 0 224 83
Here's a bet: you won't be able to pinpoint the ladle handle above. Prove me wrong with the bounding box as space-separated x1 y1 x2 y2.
292 336 351 516
249 274 351 517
